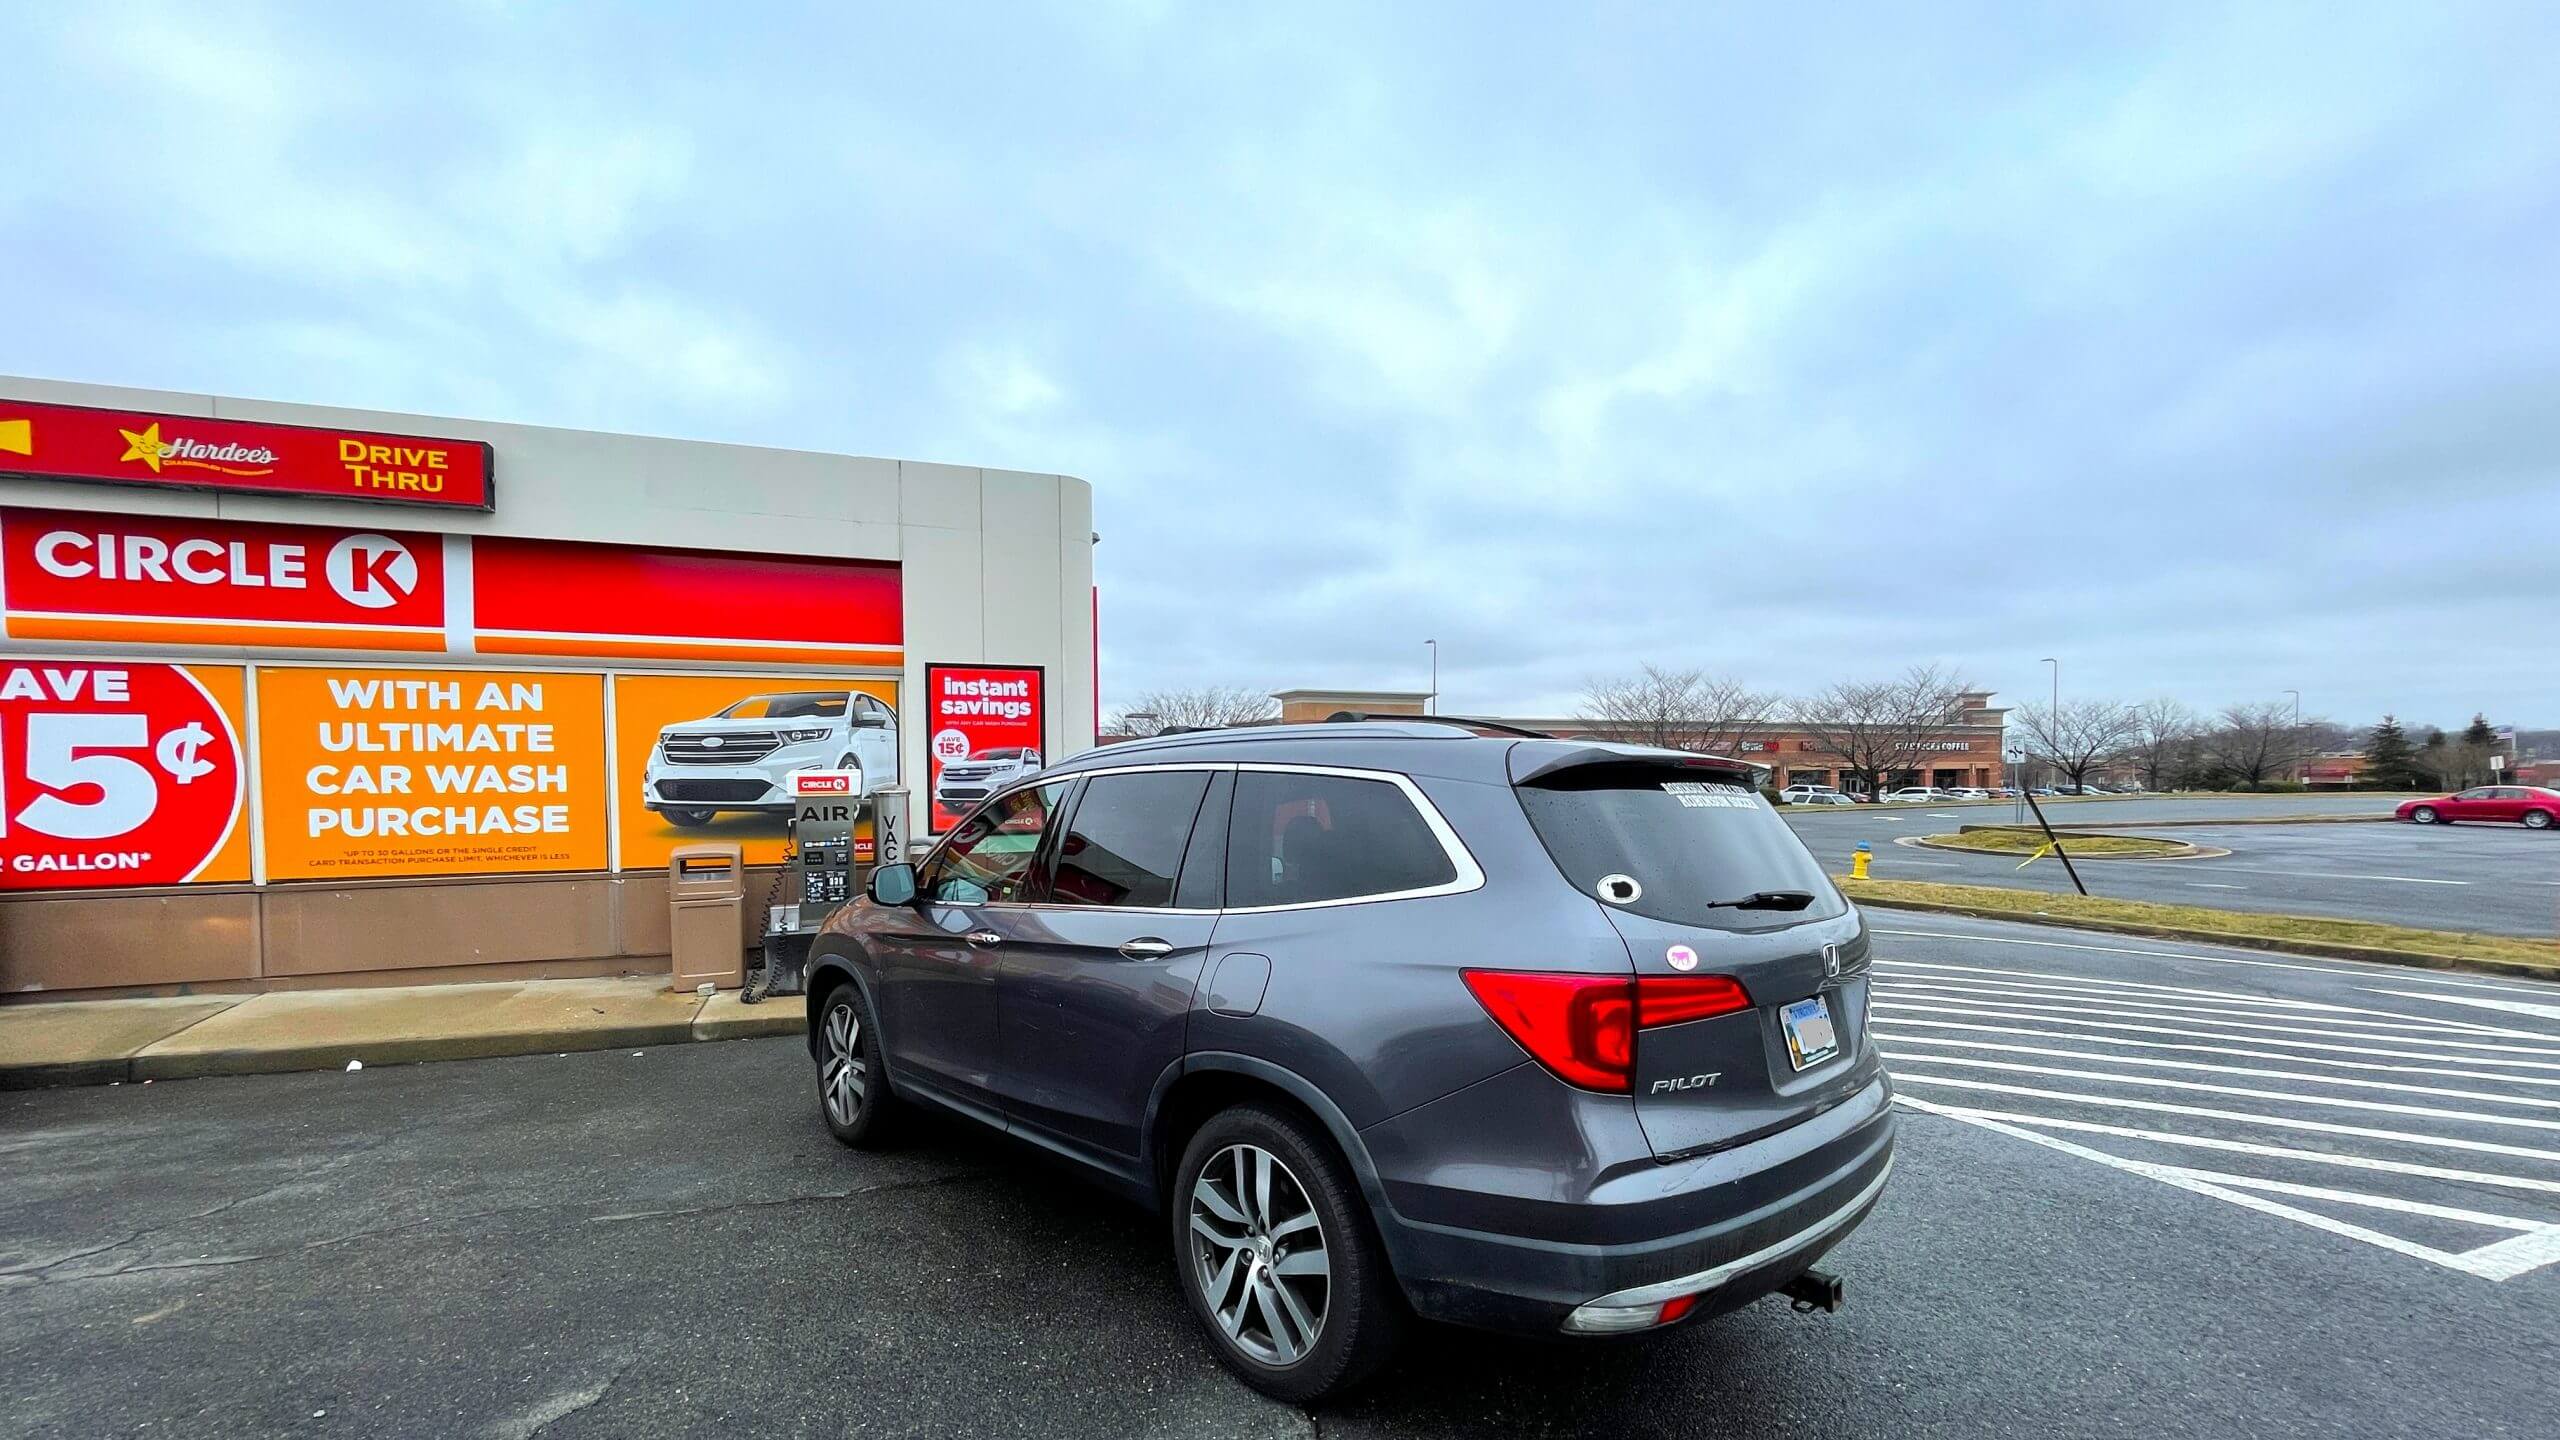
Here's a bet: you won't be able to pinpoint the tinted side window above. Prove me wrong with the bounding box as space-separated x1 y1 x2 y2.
921 782 1066 904
1226 771 1457 908
1048 771 1213 908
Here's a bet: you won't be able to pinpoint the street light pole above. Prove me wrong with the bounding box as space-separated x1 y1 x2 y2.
2284 688 2302 783
2038 657 2059 790
1425 639 1438 716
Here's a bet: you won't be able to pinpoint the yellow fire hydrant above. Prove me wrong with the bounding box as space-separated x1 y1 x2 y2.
1850 843 1871 880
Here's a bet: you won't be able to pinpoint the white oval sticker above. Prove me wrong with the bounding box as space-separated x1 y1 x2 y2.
1666 944 1699 972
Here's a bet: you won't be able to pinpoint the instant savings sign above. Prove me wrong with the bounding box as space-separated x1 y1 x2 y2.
925 664 1046 830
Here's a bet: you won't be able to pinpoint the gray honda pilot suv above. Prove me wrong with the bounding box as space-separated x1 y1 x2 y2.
806 718 1894 1402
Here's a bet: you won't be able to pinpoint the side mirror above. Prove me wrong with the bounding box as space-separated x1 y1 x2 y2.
857 711 892 728
866 861 917 907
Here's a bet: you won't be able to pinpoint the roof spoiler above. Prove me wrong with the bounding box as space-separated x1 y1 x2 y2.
1507 741 1769 787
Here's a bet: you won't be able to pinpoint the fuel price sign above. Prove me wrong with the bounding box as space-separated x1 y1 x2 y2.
0 661 245 888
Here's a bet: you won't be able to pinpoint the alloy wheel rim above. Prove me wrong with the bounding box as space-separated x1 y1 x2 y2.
1188 1143 1331 1366
820 1000 865 1126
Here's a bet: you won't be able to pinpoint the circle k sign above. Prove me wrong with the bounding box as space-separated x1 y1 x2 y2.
323 533 419 609
0 661 244 889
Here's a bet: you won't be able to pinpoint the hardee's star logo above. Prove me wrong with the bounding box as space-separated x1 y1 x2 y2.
113 421 275 477
119 422 174 473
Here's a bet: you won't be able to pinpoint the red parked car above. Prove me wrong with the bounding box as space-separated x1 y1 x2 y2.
2397 786 2560 829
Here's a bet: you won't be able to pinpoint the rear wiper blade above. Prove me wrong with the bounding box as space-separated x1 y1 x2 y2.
1701 889 1817 912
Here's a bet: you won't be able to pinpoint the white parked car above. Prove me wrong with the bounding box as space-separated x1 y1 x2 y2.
1946 787 1993 800
1884 787 1953 803
1778 784 1858 806
643 690 899 827
932 745 1046 813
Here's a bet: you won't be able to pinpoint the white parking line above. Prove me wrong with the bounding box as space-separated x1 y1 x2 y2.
1868 1015 2560 1089
2372 990 2560 1024
1871 927 2560 999
2189 882 2246 889
1878 1048 2560 1132
1875 974 2548 1040
1872 1032 2560 1110
1872 1000 2560 1071
1898 1097 2560 1280
1894 1100 2560 1194
2211 866 2469 886
1877 959 2548 1032
1871 993 2560 1057
1888 1073 2560 1162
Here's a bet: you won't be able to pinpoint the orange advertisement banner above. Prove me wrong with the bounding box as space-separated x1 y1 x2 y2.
256 666 608 879
613 672 899 871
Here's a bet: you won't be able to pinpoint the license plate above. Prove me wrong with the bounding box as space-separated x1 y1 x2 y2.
1781 995 1840 1071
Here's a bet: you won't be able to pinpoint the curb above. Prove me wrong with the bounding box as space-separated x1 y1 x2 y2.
1900 833 2230 862
1 992 810 1090
1850 896 2560 982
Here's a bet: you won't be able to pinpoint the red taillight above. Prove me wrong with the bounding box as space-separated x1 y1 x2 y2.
1462 970 1754 1093
1639 974 1753 1028
1656 1293 1703 1325
1461 971 1634 1091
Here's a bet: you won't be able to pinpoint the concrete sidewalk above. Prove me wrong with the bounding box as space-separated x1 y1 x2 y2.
0 976 806 1089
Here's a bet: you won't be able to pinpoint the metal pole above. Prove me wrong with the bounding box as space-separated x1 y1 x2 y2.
1426 639 1438 715
2021 787 2089 897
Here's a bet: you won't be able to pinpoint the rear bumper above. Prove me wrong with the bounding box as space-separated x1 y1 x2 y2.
1362 1069 1896 1335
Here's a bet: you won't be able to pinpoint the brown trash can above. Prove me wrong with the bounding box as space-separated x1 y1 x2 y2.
668 844 746 993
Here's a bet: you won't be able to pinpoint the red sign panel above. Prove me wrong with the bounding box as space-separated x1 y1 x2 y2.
925 664 1046 830
0 399 493 510
1 506 446 651
0 660 245 889
473 535 901 666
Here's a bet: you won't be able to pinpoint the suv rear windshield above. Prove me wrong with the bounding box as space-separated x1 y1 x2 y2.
1516 763 1846 930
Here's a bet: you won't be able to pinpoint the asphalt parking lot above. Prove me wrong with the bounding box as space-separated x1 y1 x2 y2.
6 912 2556 1439
1786 796 2560 936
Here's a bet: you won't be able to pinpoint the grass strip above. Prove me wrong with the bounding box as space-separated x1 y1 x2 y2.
1833 875 2560 978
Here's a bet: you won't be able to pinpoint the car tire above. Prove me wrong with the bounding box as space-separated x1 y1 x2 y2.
1171 1104 1405 1405
662 806 718 828
2526 809 2555 831
814 980 898 1147
2410 806 2439 825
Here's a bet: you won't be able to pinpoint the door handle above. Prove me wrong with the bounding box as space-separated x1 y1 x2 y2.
1118 938 1175 959
965 931 1003 946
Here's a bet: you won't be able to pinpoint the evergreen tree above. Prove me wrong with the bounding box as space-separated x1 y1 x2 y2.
2362 715 2424 790
2464 713 2497 749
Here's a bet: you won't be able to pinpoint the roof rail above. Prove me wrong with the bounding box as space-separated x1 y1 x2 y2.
1322 712 1554 740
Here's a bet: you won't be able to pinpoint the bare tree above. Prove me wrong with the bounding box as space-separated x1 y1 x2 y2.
2128 698 2199 791
2206 700 2316 786
2018 698 2142 790
1106 685 1278 734
1787 663 1973 797
1578 665 1776 755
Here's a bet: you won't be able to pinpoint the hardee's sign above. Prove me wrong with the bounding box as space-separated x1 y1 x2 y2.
0 399 494 511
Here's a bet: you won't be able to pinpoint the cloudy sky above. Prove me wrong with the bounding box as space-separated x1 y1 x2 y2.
6 2 2555 729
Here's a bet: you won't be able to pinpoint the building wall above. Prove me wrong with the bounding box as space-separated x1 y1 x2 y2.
0 376 1094 999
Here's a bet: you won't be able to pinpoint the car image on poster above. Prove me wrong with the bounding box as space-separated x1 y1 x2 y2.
925 664 1045 831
